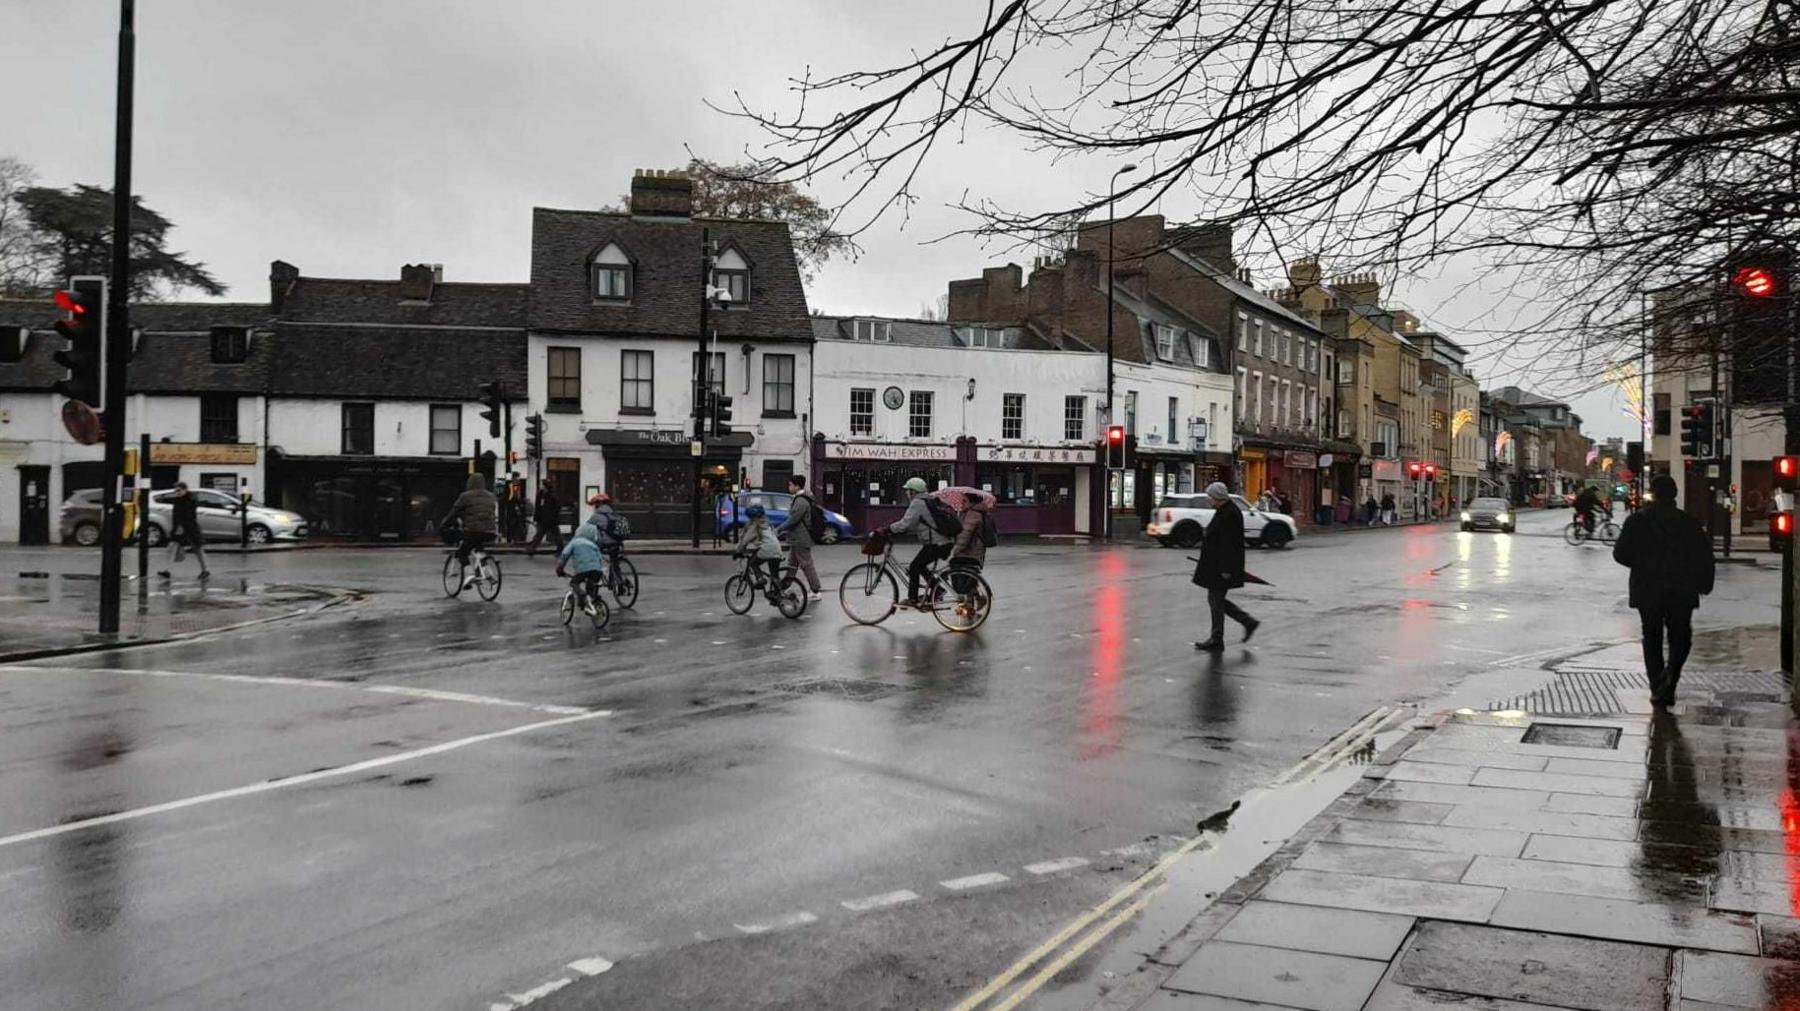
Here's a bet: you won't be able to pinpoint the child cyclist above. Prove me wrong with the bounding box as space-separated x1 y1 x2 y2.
735 504 786 598
555 522 608 610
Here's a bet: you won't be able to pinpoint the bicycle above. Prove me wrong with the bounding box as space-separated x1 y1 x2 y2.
443 543 503 600
724 553 808 619
839 532 993 633
600 547 639 609
559 576 611 629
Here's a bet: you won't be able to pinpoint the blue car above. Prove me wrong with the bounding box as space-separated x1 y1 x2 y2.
717 491 853 544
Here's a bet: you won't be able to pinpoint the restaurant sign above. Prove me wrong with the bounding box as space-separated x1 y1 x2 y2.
978 445 1097 465
1284 451 1319 470
148 442 257 465
824 442 956 462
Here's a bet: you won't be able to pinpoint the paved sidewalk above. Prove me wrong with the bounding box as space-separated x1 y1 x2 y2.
1093 653 1800 1010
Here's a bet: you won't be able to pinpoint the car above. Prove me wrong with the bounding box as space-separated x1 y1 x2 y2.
1148 493 1298 549
145 488 310 545
1461 496 1515 533
717 491 853 544
58 488 113 546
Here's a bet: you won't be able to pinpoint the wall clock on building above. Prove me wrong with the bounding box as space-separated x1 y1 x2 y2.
882 386 905 410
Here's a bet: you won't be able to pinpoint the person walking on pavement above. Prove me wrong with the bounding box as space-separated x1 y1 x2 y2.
777 474 824 601
1612 473 1715 707
528 484 564 558
1364 494 1379 526
441 473 499 590
159 482 209 580
1380 492 1397 526
887 476 954 608
1193 482 1259 651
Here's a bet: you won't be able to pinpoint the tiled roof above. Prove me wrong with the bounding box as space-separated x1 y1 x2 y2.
530 209 812 339
268 323 527 401
0 298 274 394
1172 250 1328 336
280 279 526 329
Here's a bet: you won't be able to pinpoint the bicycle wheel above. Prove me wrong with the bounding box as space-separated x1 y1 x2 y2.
1599 521 1621 543
584 593 611 630
775 577 808 619
476 555 503 601
611 557 639 610
1562 522 1588 546
560 590 576 626
839 562 898 625
724 574 754 614
442 553 465 598
931 571 994 633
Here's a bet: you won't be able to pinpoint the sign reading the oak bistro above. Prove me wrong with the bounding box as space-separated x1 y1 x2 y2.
824 442 956 462
978 445 1097 465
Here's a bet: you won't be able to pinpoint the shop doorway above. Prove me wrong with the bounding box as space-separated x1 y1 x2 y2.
17 465 48 545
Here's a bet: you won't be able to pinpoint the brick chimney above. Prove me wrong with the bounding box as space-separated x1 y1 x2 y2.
269 260 300 315
1174 221 1234 272
1287 257 1322 289
629 168 694 217
399 263 437 302
1331 272 1382 307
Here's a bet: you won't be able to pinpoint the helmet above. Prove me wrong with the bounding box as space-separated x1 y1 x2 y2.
587 491 611 506
745 504 767 519
903 477 929 493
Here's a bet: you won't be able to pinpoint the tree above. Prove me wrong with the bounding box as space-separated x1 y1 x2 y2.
14 182 224 299
0 157 49 296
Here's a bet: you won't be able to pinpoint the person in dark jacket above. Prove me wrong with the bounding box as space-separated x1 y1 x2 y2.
442 473 499 578
159 482 209 580
527 485 564 558
1612 474 1715 707
1193 483 1260 651
777 475 824 599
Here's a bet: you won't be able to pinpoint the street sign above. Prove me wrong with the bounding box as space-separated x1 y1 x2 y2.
690 440 703 457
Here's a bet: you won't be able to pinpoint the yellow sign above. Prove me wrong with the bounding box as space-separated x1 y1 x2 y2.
122 500 137 540
123 448 139 476
147 442 257 465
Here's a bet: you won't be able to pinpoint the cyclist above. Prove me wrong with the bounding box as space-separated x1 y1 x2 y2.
442 473 499 590
585 491 621 576
734 504 786 599
555 522 607 610
887 476 954 608
944 486 996 593
1573 485 1600 535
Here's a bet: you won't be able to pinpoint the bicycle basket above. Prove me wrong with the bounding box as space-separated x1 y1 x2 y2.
861 529 889 556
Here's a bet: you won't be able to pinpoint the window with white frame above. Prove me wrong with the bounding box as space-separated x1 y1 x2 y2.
909 390 933 437
620 349 654 412
1269 377 1281 426
429 404 461 455
1167 397 1179 444
1002 393 1025 440
1064 395 1086 440
1252 319 1264 358
1235 368 1247 422
591 243 632 300
1236 313 1248 351
711 247 750 304
1252 371 1263 422
1190 334 1210 369
1282 379 1293 426
1124 391 1137 436
1155 324 1176 361
854 319 893 342
763 354 796 415
850 388 875 435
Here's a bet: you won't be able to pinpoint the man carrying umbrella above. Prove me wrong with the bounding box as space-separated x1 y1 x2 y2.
1194 482 1261 651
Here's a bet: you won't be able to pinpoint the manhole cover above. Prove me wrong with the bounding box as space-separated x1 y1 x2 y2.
773 678 912 702
1521 723 1621 749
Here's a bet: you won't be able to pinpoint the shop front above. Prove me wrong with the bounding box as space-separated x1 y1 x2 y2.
975 444 1097 535
588 428 747 538
268 451 477 540
813 440 959 535
1372 457 1402 515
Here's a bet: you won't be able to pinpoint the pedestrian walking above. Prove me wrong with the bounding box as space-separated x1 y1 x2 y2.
158 482 209 580
1612 474 1715 707
1193 482 1259 651
1364 495 1379 526
528 484 564 557
1380 492 1397 526
776 474 824 601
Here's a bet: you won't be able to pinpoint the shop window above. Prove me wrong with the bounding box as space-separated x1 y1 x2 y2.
1063 396 1085 441
850 388 875 436
429 404 461 455
342 402 374 455
763 354 796 416
200 394 238 444
1002 393 1025 440
621 350 654 413
909 390 933 438
547 347 581 409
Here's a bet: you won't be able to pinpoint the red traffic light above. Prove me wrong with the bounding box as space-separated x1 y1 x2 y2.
1733 265 1778 297
1106 425 1125 445
1775 512 1794 538
1780 457 1799 480
1407 462 1422 478
1424 464 1438 478
53 289 88 315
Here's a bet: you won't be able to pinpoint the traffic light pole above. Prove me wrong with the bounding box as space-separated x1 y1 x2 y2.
98 0 136 634
692 227 710 550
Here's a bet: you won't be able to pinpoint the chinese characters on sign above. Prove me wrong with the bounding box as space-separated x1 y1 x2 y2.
977 446 1098 465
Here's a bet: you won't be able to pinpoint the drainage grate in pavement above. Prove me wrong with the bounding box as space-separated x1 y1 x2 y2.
772 678 913 702
1521 723 1622 749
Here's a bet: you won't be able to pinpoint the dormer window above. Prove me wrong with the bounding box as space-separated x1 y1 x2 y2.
854 319 892 342
210 327 249 364
962 327 1001 348
590 243 632 301
1154 324 1176 361
711 248 750 305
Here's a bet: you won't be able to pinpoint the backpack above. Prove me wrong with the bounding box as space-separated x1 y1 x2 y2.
607 512 632 540
797 493 827 542
924 495 962 538
977 510 999 548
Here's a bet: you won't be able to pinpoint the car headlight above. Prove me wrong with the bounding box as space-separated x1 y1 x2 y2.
1460 511 1471 522
1499 513 1510 523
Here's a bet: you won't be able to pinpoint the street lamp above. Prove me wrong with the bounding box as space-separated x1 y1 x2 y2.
1105 163 1136 541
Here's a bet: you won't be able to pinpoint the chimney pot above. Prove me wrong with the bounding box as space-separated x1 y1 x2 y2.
630 168 695 217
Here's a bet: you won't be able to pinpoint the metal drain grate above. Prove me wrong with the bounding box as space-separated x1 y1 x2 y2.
1521 723 1621 749
773 678 913 702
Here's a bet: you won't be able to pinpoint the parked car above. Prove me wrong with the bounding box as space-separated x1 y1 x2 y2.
58 488 113 546
144 488 310 545
1460 496 1516 534
716 491 852 544
1148 493 1297 549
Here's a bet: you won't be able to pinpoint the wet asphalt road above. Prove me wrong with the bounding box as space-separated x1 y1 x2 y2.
0 512 1779 1010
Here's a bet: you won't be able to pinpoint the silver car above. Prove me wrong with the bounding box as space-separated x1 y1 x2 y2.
146 488 309 545
1461 496 1515 534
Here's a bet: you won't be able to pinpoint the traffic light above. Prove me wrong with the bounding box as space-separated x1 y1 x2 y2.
1106 425 1125 468
1777 455 1799 493
1774 510 1794 542
51 279 106 407
1697 401 1715 457
1679 403 1708 457
478 382 503 438
1424 463 1439 480
711 394 734 438
1407 461 1423 480
525 413 544 459
1733 264 1780 298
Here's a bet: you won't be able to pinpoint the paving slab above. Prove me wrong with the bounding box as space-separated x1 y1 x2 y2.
1489 889 1759 954
1344 798 1455 826
1392 921 1669 1011
1520 834 1725 874
1363 976 1578 1010
1545 792 1640 817
1213 901 1413 962
1383 762 1477 785
1471 767 1646 798
1641 821 1794 855
1162 940 1386 1011
1289 842 1473 883
1323 820 1528 858
1677 949 1800 1007
1401 746 1549 771
1439 806 1639 840
1463 855 1705 903
1708 879 1800 918
1258 869 1504 923
1543 757 1650 781
1371 779 1549 810
1139 990 1301 1010
1640 801 1786 832
1760 915 1800 960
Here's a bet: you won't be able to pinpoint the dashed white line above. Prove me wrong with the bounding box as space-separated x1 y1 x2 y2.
841 889 920 911
733 910 819 934
489 977 572 1011
941 872 1010 891
1024 857 1090 876
567 957 614 976
0 665 585 716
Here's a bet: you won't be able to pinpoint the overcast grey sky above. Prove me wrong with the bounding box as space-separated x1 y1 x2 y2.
0 0 1641 441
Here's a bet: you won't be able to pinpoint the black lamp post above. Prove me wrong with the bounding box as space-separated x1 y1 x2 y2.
1104 163 1136 541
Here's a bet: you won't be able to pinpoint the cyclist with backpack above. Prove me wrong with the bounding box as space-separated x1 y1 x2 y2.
887 476 955 608
777 473 825 601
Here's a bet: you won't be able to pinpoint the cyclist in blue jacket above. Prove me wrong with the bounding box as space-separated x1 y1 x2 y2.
555 522 607 607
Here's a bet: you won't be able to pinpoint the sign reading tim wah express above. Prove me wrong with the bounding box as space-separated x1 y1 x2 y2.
977 445 1097 465
148 442 257 465
824 442 956 462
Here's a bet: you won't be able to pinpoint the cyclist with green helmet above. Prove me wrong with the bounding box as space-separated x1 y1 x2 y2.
887 476 954 608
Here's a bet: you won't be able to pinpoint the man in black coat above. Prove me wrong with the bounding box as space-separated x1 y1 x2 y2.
1194 482 1260 651
527 484 564 558
1612 474 1715 706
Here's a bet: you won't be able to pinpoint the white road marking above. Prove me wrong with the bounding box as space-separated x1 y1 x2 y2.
940 872 1010 891
0 709 611 850
1443 643 1508 655
489 977 572 1010
1101 841 1158 859
841 889 920 911
0 665 585 716
1024 857 1090 876
567 957 613 976
733 910 818 934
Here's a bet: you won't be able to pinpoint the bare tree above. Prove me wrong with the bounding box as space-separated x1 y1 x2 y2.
0 156 49 296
